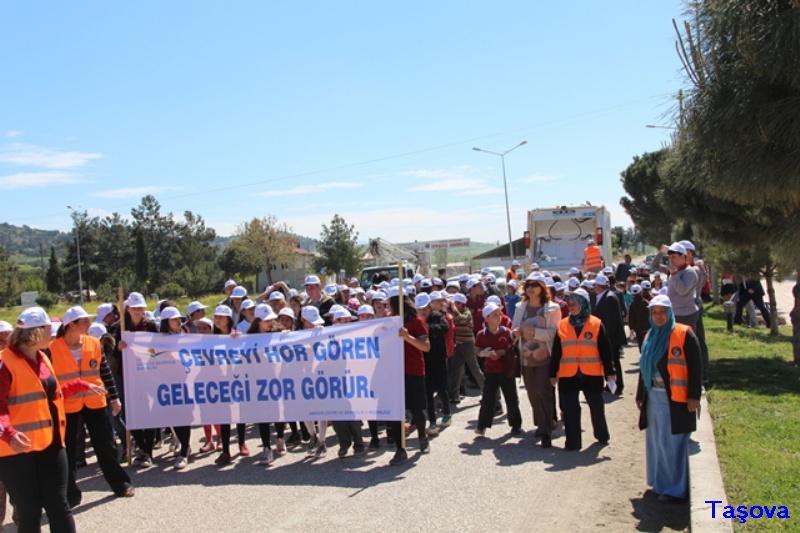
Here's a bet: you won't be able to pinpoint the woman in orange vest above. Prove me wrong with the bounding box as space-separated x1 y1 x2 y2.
635 294 701 502
549 288 616 451
51 306 134 506
0 307 106 533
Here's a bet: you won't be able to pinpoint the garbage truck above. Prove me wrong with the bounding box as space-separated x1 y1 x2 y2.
527 205 612 272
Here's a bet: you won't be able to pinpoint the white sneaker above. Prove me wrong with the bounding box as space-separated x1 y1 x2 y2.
258 448 274 466
136 454 153 468
170 441 182 455
306 435 318 457
173 456 187 470
314 443 327 458
275 438 287 457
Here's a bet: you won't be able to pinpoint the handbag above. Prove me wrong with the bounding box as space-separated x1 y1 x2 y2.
499 326 521 378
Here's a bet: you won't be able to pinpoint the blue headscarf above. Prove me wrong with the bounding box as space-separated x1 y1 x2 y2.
567 293 592 329
639 305 675 390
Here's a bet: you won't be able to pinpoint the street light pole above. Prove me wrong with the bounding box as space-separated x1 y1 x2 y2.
67 206 84 304
473 141 527 262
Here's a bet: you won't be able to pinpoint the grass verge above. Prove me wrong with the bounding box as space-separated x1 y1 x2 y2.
704 304 799 531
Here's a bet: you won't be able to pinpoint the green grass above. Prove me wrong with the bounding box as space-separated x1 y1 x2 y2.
0 293 227 324
703 305 799 531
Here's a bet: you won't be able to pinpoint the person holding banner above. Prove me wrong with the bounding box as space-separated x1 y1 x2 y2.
116 292 159 468
0 307 107 533
300 306 330 458
50 306 134 505
387 292 430 466
212 305 249 465
194 317 223 454
158 307 194 470
330 307 367 458
247 305 288 465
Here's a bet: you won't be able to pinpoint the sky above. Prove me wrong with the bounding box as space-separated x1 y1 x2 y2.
0 2 686 245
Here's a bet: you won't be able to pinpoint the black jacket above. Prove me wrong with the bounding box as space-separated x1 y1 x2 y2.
636 328 703 435
425 311 450 363
592 290 626 351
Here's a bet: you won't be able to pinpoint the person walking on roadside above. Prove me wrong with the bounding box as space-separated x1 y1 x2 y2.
665 243 699 330
448 293 484 404
592 274 626 395
550 289 616 451
582 239 603 273
627 285 651 351
636 294 702 502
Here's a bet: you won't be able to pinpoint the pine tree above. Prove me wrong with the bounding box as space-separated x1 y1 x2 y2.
45 246 64 294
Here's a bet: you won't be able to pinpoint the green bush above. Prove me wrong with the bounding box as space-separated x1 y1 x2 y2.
154 282 185 300
36 291 60 310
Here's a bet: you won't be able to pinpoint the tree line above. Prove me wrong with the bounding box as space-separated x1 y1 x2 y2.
619 0 800 363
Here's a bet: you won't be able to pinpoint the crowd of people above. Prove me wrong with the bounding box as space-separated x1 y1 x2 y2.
0 239 713 530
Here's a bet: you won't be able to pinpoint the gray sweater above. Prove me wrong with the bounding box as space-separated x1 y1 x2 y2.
667 267 699 316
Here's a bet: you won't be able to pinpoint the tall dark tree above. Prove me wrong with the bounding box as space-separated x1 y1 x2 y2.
45 246 64 294
619 150 673 247
134 230 149 292
0 245 20 307
313 214 362 279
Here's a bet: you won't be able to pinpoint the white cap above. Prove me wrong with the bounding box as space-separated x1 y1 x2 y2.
667 242 687 255
412 274 424 283
486 295 502 306
350 277 359 284
432 278 443 286
554 281 564 292
96 303 115 322
386 287 402 299
224 279 237 289
452 293 467 304
641 280 652 290
372 291 386 302
332 308 354 321
16 307 52 329
0 320 12 333
587 239 595 245
326 304 347 316
390 278 399 286
87 322 107 339
357 305 375 316
126 292 147 308
365 290 376 300
653 271 662 277
187 301 207 316
567 278 580 288
304 275 321 286
527 272 544 281
278 307 296 320
338 285 348 292
544 277 555 288
458 274 470 283
602 266 613 274
231 286 248 299
288 289 299 298
324 284 338 295
195 317 213 328
446 281 460 290
239 299 256 311
405 285 417 295
531 262 540 269
649 294 672 308
594 275 609 287
481 303 500 319
466 279 483 290
678 240 695 252
214 305 233 318
62 306 96 325
415 293 431 309
658 287 668 295
145 311 156 321
508 279 517 289
429 291 445 302
160 306 183 320
569 288 590 303
631 284 643 295
268 291 286 301
511 260 520 266
255 304 278 321
301 306 325 325
481 267 491 274
486 274 496 283
568 267 579 275
378 281 390 289
420 279 432 288
50 321 61 337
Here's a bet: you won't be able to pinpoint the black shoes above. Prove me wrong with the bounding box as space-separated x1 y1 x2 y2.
389 449 408 465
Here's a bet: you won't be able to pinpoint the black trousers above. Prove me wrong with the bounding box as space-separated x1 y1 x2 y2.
220 423 246 454
558 374 609 450
611 345 624 393
258 423 285 448
425 359 451 423
0 443 76 533
173 426 191 458
131 428 155 457
65 407 131 503
477 373 522 430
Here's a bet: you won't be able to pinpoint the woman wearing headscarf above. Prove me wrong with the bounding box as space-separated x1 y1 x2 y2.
549 288 616 451
636 294 701 502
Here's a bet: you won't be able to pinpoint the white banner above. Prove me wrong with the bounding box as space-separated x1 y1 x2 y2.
122 317 405 429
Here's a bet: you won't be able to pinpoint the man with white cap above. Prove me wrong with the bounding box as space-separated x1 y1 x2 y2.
220 279 237 308
449 293 484 404
504 280 521 320
664 243 699 331
592 275 626 395
582 239 603 273
301 275 334 326
506 260 520 283
679 240 711 387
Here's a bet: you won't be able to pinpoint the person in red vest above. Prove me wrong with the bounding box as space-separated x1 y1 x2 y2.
635 294 701 502
549 289 616 451
50 306 134 506
0 307 106 533
581 239 604 273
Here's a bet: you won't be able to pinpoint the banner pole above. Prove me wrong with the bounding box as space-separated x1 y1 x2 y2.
397 262 406 450
118 286 133 466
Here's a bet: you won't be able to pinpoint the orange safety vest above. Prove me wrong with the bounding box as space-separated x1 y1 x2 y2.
584 245 603 271
0 348 67 457
666 324 690 403
556 315 604 378
49 336 106 413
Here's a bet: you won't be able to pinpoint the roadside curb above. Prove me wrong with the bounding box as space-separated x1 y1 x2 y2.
689 395 732 532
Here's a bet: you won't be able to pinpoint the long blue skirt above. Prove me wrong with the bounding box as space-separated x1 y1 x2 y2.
645 388 691 499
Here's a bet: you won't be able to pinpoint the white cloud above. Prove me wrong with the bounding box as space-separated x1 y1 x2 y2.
0 171 86 189
0 143 102 169
92 185 184 199
517 175 559 184
410 178 488 193
254 181 361 198
5 131 22 138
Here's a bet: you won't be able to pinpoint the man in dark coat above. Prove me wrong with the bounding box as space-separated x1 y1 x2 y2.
592 275 626 395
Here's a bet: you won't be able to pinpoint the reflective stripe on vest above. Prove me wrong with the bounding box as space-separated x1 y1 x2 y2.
556 316 604 378
585 246 602 270
48 336 107 414
667 324 690 403
0 348 66 457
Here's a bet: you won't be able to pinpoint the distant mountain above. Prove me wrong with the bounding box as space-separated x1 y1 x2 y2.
0 223 72 265
213 234 316 251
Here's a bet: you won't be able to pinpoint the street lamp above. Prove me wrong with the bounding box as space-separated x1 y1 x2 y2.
473 141 527 261
67 205 84 304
